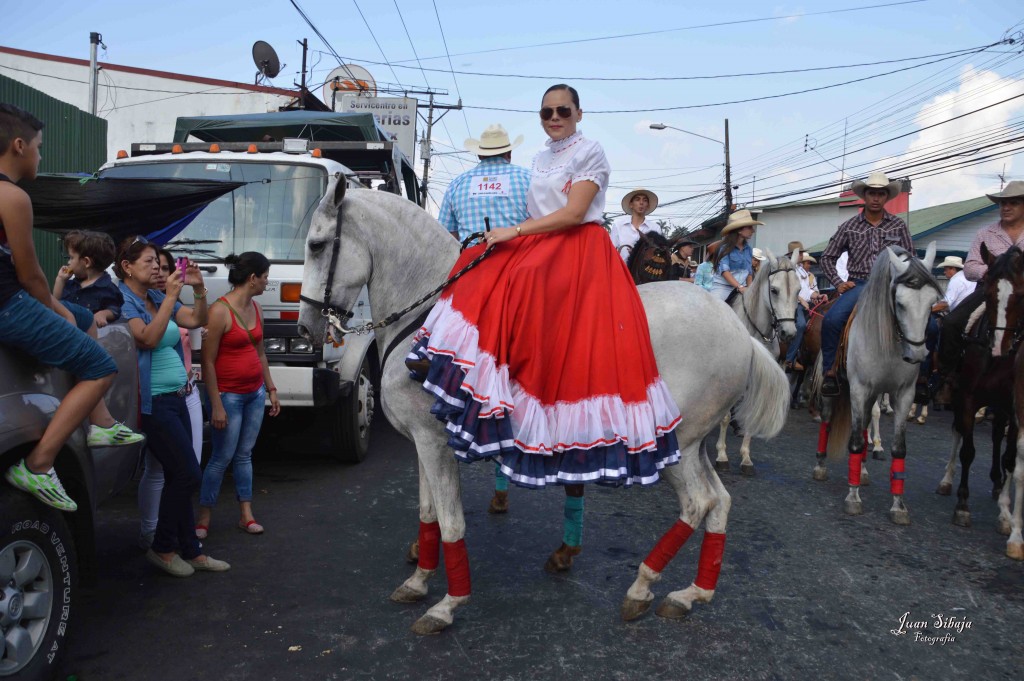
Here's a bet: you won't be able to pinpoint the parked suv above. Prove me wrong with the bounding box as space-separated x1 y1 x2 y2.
0 324 144 681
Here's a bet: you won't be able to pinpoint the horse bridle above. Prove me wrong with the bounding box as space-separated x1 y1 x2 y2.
888 281 929 348
299 196 494 338
742 267 796 344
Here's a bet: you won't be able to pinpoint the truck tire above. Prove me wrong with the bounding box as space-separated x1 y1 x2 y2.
0 487 77 681
324 354 376 464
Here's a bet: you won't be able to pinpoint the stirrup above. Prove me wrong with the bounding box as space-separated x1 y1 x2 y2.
405 357 430 381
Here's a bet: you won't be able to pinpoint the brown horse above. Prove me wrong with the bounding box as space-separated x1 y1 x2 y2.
1006 333 1024 559
937 245 1022 529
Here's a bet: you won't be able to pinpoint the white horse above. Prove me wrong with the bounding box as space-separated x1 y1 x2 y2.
812 244 940 524
298 180 790 634
714 251 801 475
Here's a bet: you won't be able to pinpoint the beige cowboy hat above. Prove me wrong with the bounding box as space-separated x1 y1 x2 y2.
800 252 817 264
937 255 964 269
464 124 523 156
787 240 804 253
851 170 901 201
986 180 1024 202
751 247 768 262
721 209 764 235
621 188 660 215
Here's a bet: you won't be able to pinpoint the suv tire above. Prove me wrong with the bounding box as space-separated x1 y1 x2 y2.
0 487 77 681
324 355 376 464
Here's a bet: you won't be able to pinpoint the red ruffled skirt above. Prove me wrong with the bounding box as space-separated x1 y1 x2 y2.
408 223 681 488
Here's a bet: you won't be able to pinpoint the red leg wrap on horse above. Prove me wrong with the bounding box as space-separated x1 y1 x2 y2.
694 532 727 591
643 520 695 573
442 539 472 597
848 452 863 486
816 422 830 454
891 458 906 495
417 521 441 571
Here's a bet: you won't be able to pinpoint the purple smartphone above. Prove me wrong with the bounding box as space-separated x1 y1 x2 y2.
176 257 187 276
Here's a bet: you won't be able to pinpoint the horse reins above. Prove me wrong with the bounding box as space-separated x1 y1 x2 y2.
741 266 797 344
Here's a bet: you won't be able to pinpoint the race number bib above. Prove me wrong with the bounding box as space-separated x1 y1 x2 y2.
469 174 510 197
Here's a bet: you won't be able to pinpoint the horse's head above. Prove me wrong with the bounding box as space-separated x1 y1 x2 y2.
298 176 372 345
982 244 1024 358
758 248 801 342
885 241 941 364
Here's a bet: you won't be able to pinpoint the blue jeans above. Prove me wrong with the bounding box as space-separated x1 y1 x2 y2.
821 281 866 373
142 393 201 559
201 385 266 506
786 305 808 363
0 290 115 380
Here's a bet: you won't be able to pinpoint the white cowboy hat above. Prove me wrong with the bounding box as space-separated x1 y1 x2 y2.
800 252 817 264
621 188 660 215
851 171 901 201
986 180 1024 202
464 124 523 157
937 255 964 269
751 247 767 261
721 209 764 235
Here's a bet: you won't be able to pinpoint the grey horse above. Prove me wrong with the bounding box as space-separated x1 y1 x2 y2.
299 180 790 634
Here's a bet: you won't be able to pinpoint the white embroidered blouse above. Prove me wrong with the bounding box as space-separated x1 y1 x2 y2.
526 131 611 225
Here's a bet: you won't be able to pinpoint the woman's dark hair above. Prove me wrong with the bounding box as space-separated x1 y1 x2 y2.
224 251 270 286
542 84 580 108
113 235 158 280
157 248 174 270
712 232 745 270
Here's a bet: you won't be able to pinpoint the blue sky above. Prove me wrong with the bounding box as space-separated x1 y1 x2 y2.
3 0 1023 225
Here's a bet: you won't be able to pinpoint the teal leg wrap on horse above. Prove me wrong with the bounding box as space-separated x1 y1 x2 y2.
494 462 509 491
562 495 585 547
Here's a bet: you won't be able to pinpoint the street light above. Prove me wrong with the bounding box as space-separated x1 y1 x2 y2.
650 120 733 212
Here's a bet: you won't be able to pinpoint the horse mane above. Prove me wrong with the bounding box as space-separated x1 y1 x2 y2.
987 245 1024 282
855 246 940 356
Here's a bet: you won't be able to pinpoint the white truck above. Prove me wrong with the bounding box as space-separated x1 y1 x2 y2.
96 112 421 462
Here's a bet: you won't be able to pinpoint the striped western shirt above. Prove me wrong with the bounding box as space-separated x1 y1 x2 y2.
436 157 532 242
820 211 912 287
964 221 1024 282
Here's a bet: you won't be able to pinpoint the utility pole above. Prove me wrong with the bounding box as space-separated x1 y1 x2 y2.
724 118 732 213
88 32 102 116
417 92 462 208
299 38 308 108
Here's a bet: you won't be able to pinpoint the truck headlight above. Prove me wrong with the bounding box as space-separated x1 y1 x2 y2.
264 338 286 353
289 338 313 353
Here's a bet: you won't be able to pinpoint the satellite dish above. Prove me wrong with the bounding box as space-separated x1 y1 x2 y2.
322 64 377 104
252 40 281 81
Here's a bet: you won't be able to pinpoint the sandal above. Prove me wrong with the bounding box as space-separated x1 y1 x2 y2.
238 519 264 535
195 524 209 540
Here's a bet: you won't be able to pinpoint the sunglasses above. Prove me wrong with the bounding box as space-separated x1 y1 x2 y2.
131 235 151 247
539 106 574 121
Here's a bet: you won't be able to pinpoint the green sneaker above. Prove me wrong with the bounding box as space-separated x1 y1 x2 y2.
87 422 145 447
5 460 78 511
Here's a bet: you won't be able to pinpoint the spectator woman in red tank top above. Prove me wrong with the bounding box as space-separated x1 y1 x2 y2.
196 252 280 537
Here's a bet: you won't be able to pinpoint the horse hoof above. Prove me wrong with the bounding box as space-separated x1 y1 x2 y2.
740 463 755 477
390 585 427 603
953 510 972 528
544 543 582 574
936 483 952 496
411 614 449 636
871 450 886 461
655 597 691 620
1007 542 1024 561
812 467 828 482
860 471 871 487
997 519 1012 536
488 491 509 514
405 541 419 565
714 460 730 474
620 597 652 621
890 509 911 526
813 415 822 423
844 500 863 516
916 416 927 425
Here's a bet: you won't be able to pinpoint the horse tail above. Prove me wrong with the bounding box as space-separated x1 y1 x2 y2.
826 383 852 461
734 337 790 439
808 351 824 406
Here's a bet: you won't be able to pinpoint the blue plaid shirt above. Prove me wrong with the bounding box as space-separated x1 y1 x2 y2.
437 157 531 241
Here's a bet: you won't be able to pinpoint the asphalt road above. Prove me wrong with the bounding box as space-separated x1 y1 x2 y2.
61 404 1024 681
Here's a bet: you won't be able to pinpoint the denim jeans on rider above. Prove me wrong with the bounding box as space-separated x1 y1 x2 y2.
201 385 266 507
821 280 866 373
142 393 202 559
786 305 808 364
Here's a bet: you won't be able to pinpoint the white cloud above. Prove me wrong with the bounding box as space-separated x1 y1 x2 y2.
895 66 1024 210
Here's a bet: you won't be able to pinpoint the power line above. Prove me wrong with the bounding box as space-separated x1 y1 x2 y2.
351 0 407 89
391 0 930 63
429 0 474 140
